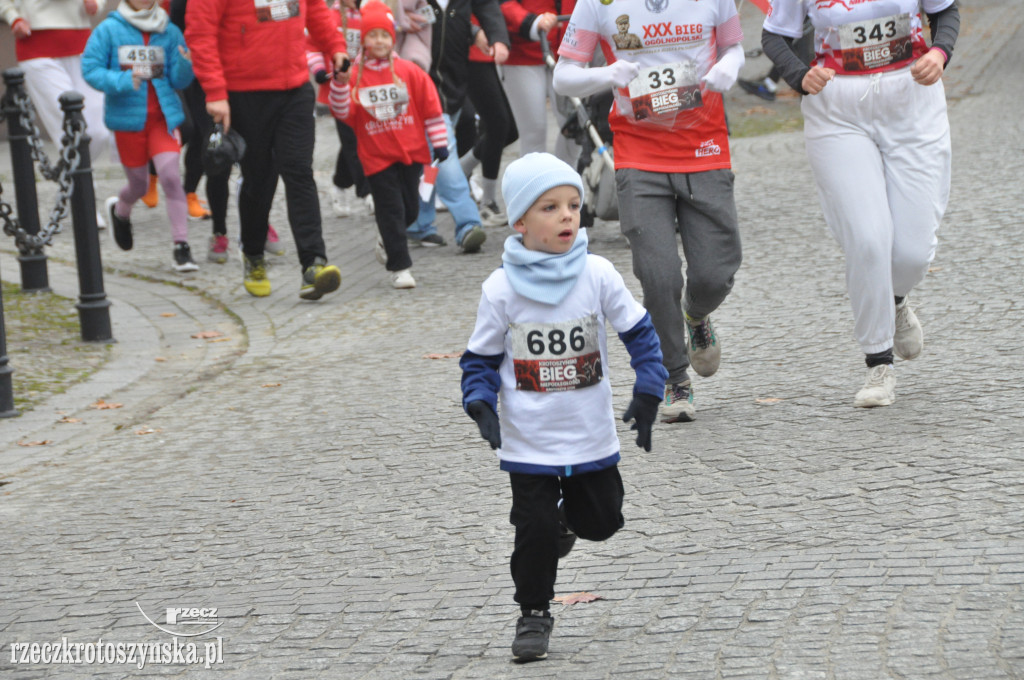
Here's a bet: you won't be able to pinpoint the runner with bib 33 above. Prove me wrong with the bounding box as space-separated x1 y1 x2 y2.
552 0 746 423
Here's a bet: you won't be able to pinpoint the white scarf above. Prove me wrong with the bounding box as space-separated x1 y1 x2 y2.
117 0 169 33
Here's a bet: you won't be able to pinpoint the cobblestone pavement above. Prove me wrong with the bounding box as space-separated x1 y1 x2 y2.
1 1 1022 677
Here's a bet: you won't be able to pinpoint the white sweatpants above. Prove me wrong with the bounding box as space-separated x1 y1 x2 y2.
19 55 114 166
499 63 579 166
802 66 951 355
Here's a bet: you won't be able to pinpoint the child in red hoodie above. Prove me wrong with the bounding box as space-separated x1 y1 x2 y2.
329 1 447 290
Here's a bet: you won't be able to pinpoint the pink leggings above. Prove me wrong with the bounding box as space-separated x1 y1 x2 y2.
115 151 188 243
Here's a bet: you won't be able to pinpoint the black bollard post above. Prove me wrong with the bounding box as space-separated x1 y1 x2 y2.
0 260 18 417
1 68 49 293
59 91 113 343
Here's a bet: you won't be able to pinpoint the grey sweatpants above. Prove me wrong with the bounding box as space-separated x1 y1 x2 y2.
616 167 742 385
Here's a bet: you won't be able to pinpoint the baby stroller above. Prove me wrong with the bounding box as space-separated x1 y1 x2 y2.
539 26 618 229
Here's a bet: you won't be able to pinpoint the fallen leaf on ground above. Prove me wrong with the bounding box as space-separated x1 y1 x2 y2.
553 592 602 606
261 383 281 388
745 106 774 115
17 440 52 447
210 337 232 343
191 330 223 339
90 399 123 410
756 397 783 404
160 312 177 317
57 416 82 424
423 352 464 360
135 427 162 435
154 357 166 362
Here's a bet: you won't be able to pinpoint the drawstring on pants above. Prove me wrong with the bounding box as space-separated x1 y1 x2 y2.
859 72 883 101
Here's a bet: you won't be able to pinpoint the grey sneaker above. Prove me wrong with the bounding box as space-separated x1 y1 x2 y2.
459 225 487 253
662 381 695 423
409 233 447 247
685 314 720 377
512 611 553 663
854 364 896 408
894 297 923 360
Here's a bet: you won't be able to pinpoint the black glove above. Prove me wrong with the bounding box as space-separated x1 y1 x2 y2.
622 393 660 452
313 69 331 84
467 400 501 449
432 146 449 163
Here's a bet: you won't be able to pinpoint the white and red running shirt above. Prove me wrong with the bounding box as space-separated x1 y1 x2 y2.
765 0 956 76
558 0 742 173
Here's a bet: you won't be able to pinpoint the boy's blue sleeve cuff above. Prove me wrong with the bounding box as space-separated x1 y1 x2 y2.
460 349 504 414
618 313 668 399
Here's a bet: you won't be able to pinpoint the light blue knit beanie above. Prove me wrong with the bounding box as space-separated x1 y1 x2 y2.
501 152 585 227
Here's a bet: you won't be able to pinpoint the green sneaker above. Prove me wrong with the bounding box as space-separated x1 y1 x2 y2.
243 255 271 297
300 257 341 300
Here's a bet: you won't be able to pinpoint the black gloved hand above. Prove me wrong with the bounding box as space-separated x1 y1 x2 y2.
622 393 660 452
313 69 331 84
432 145 449 163
467 400 501 449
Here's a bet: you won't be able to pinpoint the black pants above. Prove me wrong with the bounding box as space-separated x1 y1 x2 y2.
229 84 326 269
466 61 518 180
509 465 624 611
332 118 371 198
366 162 422 272
182 79 230 235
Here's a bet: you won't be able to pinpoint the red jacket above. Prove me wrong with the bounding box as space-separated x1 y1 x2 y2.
329 56 445 176
186 0 345 101
500 0 574 66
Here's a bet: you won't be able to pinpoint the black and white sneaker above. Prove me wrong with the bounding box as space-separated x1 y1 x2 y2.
512 610 553 663
106 196 133 250
172 242 199 272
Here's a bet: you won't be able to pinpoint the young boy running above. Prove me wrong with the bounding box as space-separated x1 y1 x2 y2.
460 153 668 662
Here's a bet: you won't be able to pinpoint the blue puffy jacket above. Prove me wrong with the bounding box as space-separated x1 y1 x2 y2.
82 11 193 134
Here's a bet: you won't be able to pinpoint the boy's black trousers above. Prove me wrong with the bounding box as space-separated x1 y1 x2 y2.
509 465 625 612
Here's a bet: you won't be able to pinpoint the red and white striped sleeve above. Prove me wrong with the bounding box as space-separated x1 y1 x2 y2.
328 79 351 121
424 115 447 151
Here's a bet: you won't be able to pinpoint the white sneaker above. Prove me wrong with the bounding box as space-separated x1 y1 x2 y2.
435 194 448 213
392 268 416 289
374 234 387 265
854 364 896 408
478 200 507 228
363 194 375 215
468 175 483 202
894 296 923 360
95 209 107 230
331 185 352 218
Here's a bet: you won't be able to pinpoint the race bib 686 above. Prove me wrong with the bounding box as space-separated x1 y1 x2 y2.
510 315 602 392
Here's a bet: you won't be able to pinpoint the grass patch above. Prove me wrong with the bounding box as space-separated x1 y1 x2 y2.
1 281 111 414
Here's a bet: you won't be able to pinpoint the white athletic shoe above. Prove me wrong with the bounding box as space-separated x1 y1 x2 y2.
854 364 896 408
435 194 448 213
331 185 352 218
894 297 923 360
374 234 387 265
662 381 695 423
95 209 107 230
391 268 416 289
478 201 507 228
363 194 375 215
468 175 483 202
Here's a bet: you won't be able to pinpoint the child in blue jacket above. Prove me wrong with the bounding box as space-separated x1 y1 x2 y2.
82 0 196 271
460 153 668 663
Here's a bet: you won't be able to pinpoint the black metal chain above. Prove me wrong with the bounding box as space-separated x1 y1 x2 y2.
0 91 83 253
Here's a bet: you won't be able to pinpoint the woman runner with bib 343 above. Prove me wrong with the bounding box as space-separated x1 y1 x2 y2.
761 0 959 408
